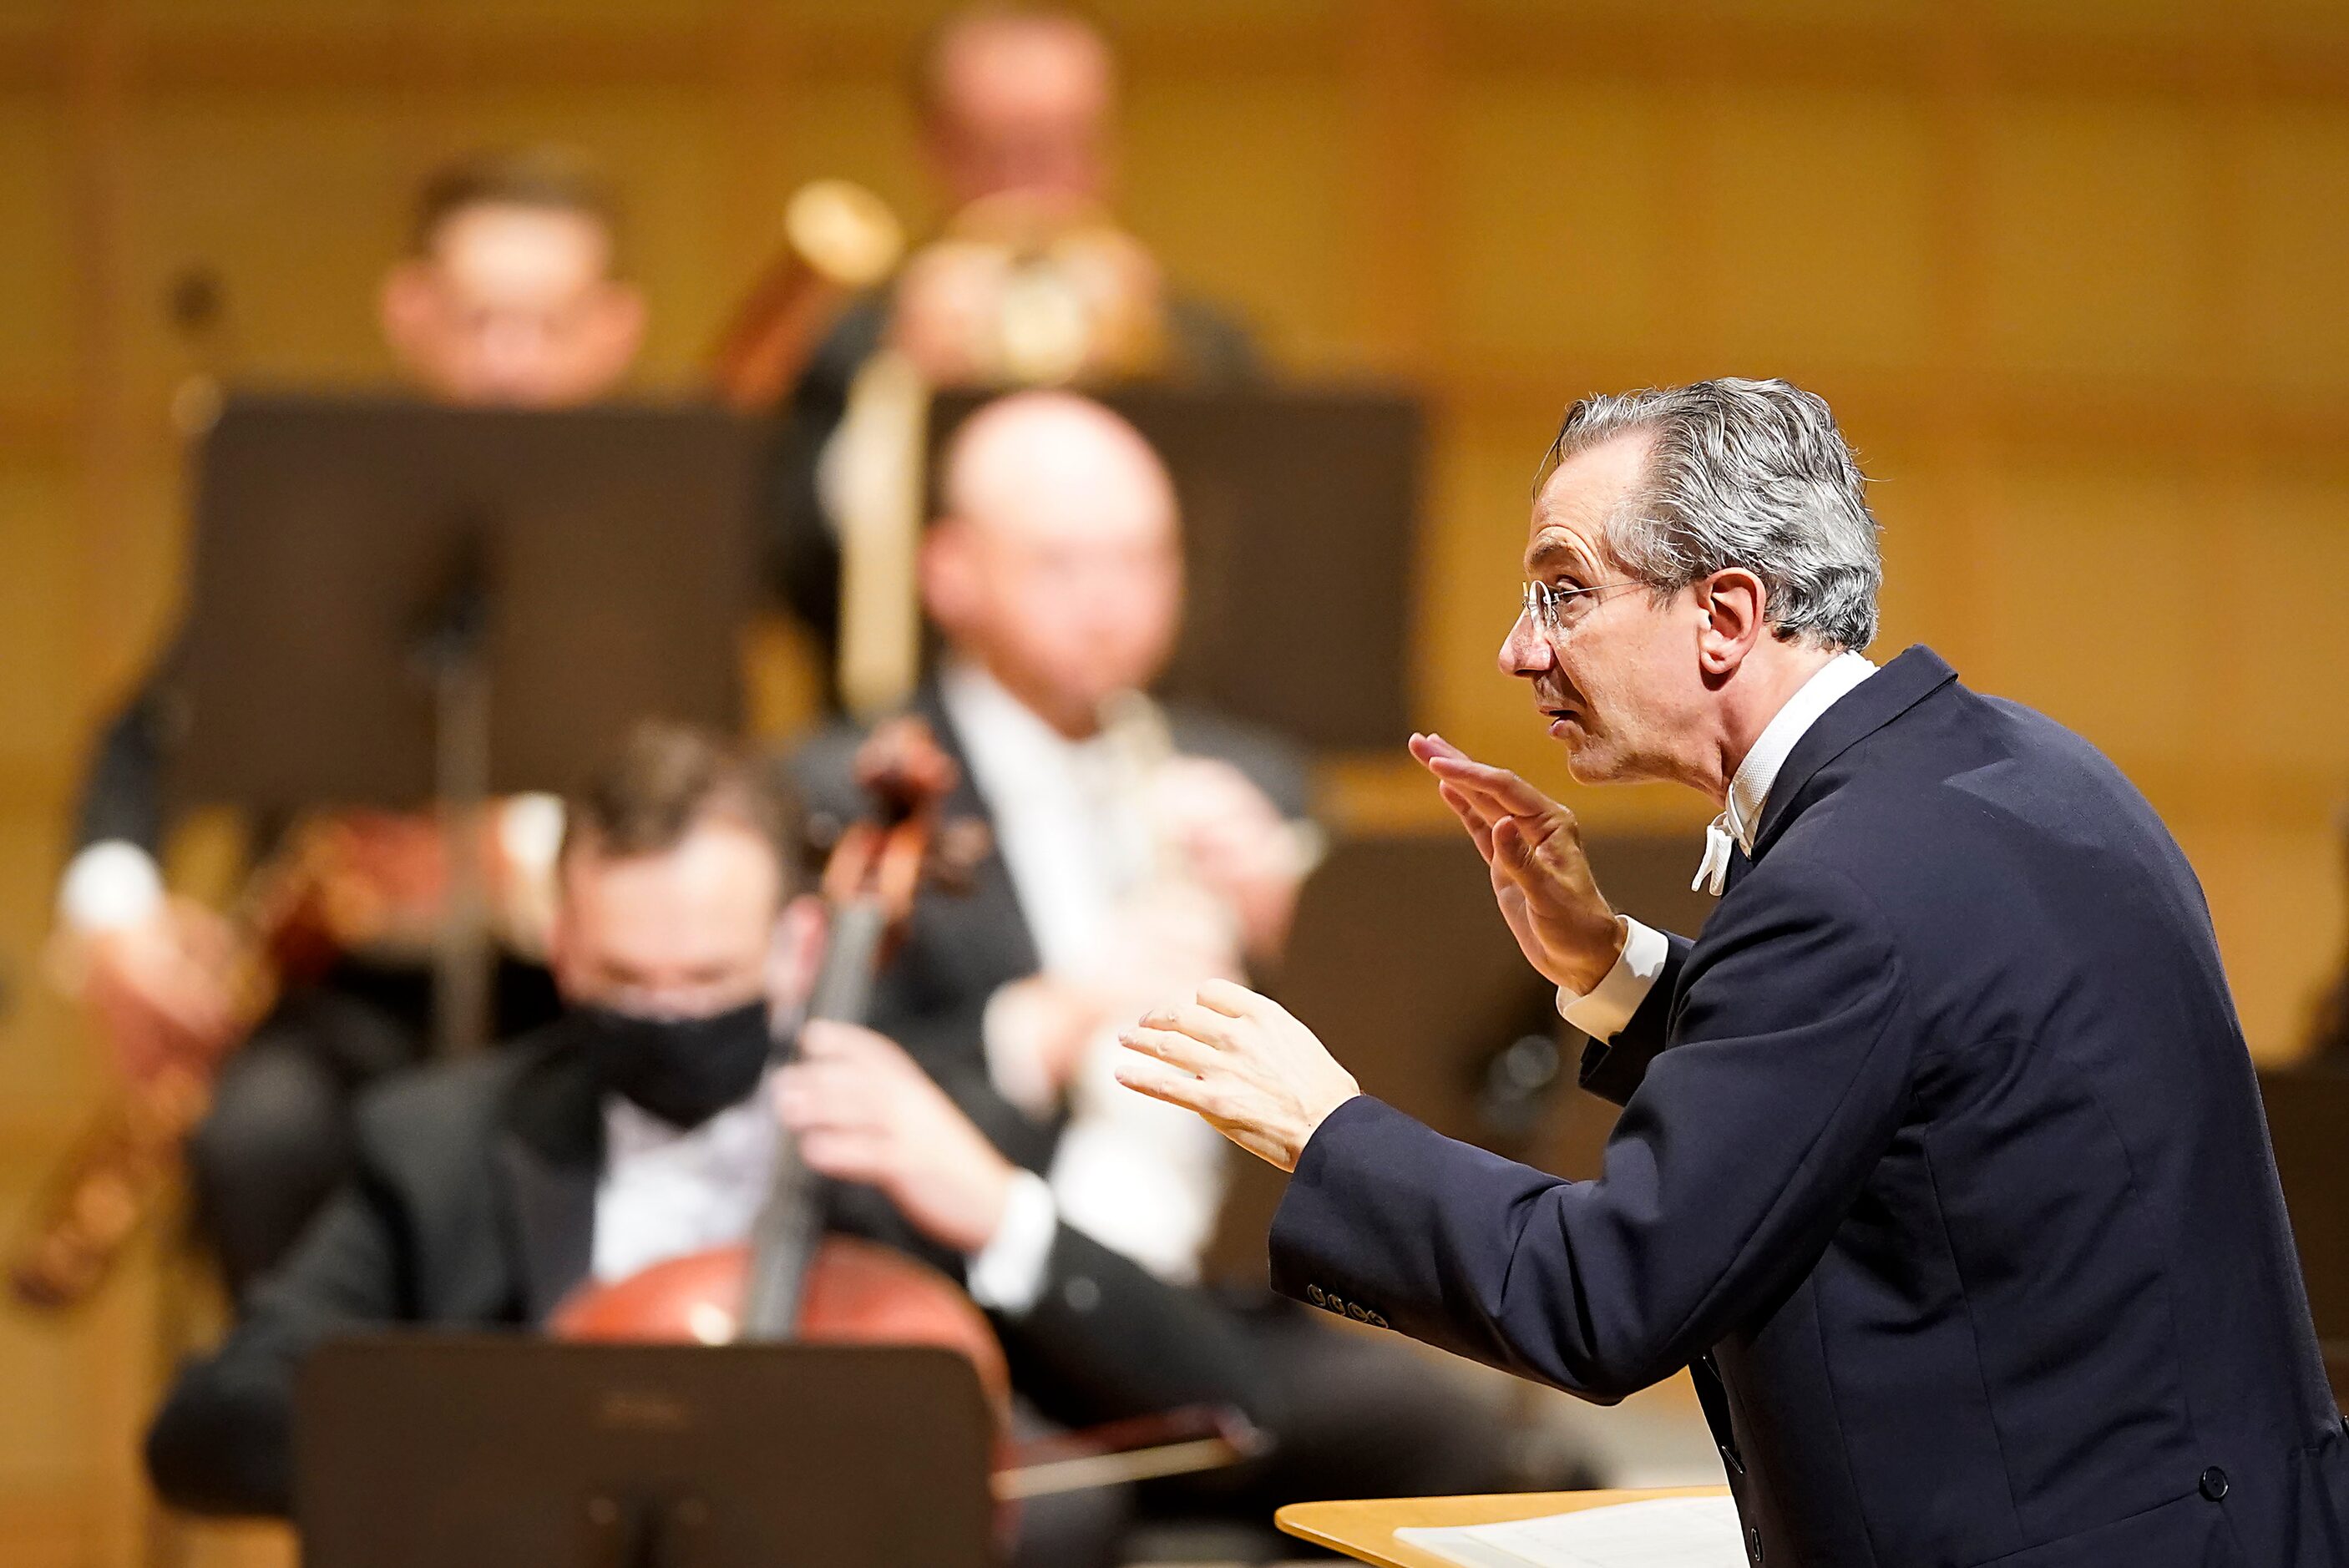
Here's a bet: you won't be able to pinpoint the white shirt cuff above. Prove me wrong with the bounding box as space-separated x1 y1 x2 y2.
1557 917 1670 1042
58 840 165 932
964 1167 1058 1318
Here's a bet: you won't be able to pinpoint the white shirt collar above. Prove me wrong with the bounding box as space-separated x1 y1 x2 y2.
1693 650 1876 895
1724 649 1877 852
939 659 1096 781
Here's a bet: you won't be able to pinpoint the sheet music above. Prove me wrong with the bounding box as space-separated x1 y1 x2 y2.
1394 1495 1745 1568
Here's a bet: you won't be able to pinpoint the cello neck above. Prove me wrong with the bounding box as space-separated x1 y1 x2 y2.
807 898 889 1028
738 894 891 1341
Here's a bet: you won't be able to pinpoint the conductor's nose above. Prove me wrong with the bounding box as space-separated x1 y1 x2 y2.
1501 611 1550 680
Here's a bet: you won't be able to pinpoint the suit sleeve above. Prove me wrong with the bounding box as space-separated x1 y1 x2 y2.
883 995 1061 1176
73 659 181 855
1268 860 1912 1403
1575 932 1693 1107
144 1174 408 1515
995 1225 1273 1432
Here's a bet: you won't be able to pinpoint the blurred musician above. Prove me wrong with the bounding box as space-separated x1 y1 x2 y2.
146 721 1278 1568
788 392 1542 1541
53 146 645 1293
750 3 1259 693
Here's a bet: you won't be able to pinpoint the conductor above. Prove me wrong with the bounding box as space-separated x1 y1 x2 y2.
1118 378 2349 1565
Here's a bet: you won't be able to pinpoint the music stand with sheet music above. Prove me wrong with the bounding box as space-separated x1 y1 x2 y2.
296 1338 998 1568
165 393 766 1050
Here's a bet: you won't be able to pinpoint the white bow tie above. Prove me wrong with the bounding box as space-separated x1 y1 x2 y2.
1693 814 1737 898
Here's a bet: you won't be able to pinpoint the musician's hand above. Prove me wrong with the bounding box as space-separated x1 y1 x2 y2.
1116 979 1359 1173
1151 757 1308 962
775 1020 1015 1256
72 898 240 1082
316 811 455 950
984 974 1107 1107
1408 733 1626 995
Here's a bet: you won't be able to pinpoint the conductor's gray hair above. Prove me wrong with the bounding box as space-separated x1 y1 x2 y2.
1536 377 1883 651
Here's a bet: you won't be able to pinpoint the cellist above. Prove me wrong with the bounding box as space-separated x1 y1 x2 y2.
144 720 1268 1568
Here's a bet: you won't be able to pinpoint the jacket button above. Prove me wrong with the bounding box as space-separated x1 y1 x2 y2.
1306 1284 1327 1307
2200 1467 2229 1501
1719 1442 1746 1478
1747 1524 1763 1562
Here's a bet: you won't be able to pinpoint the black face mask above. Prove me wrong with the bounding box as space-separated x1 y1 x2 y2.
577 998 775 1131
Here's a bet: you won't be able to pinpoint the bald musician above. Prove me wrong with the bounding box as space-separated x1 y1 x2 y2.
789 391 1549 1545
1121 378 2349 1566
58 146 647 1292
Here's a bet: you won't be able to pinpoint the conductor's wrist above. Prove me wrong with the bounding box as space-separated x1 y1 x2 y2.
1550 913 1630 997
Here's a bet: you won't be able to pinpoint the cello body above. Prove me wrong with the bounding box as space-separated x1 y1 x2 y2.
550 1233 1010 1415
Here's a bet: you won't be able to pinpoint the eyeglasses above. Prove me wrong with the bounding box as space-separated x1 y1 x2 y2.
1521 578 1639 636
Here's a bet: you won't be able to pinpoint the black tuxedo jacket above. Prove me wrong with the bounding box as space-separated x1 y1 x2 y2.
146 1020 1274 1516
784 680 1309 1176
1270 646 2349 1567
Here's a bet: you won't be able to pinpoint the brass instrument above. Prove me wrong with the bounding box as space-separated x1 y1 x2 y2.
9 810 549 1308
891 191 1169 390
710 179 906 413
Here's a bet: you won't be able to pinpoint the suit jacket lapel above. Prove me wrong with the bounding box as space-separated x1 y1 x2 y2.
914 682 1044 982
494 1032 604 1323
1748 645 1959 862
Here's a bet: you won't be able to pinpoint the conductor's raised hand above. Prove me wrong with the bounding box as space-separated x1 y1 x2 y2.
1115 979 1359 1173
1408 732 1625 995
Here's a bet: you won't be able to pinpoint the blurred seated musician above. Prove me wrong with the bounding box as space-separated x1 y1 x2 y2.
788 392 1540 1536
53 145 647 1294
145 721 1281 1568
742 3 1259 689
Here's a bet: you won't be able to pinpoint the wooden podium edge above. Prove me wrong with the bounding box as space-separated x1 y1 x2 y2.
1275 1485 1733 1568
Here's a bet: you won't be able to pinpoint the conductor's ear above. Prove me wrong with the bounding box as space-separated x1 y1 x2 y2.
1696 569 1768 679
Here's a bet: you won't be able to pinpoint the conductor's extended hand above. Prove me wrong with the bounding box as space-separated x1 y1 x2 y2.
1115 979 1359 1172
1114 733 1627 1173
1407 731 1625 994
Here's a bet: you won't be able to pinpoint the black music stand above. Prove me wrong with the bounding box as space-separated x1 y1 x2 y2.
931 385 1425 752
165 392 766 1049
296 1338 998 1568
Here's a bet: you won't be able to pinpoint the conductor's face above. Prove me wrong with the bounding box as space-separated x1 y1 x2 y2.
548 819 782 1019
1502 432 1704 786
379 201 645 408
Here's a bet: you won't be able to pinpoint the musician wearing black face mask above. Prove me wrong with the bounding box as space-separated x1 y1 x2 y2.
143 722 1275 1568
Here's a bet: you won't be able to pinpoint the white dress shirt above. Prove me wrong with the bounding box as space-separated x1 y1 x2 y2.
939 660 1233 1291
586 1068 1062 1317
591 1075 786 1283
1559 651 1876 1042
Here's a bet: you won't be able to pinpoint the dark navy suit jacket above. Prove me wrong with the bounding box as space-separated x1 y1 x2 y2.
1271 646 2349 1567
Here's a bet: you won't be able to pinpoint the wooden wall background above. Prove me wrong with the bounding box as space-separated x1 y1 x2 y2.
3 1 2347 1561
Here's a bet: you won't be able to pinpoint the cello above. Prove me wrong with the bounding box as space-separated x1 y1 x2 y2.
550 719 1258 1505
